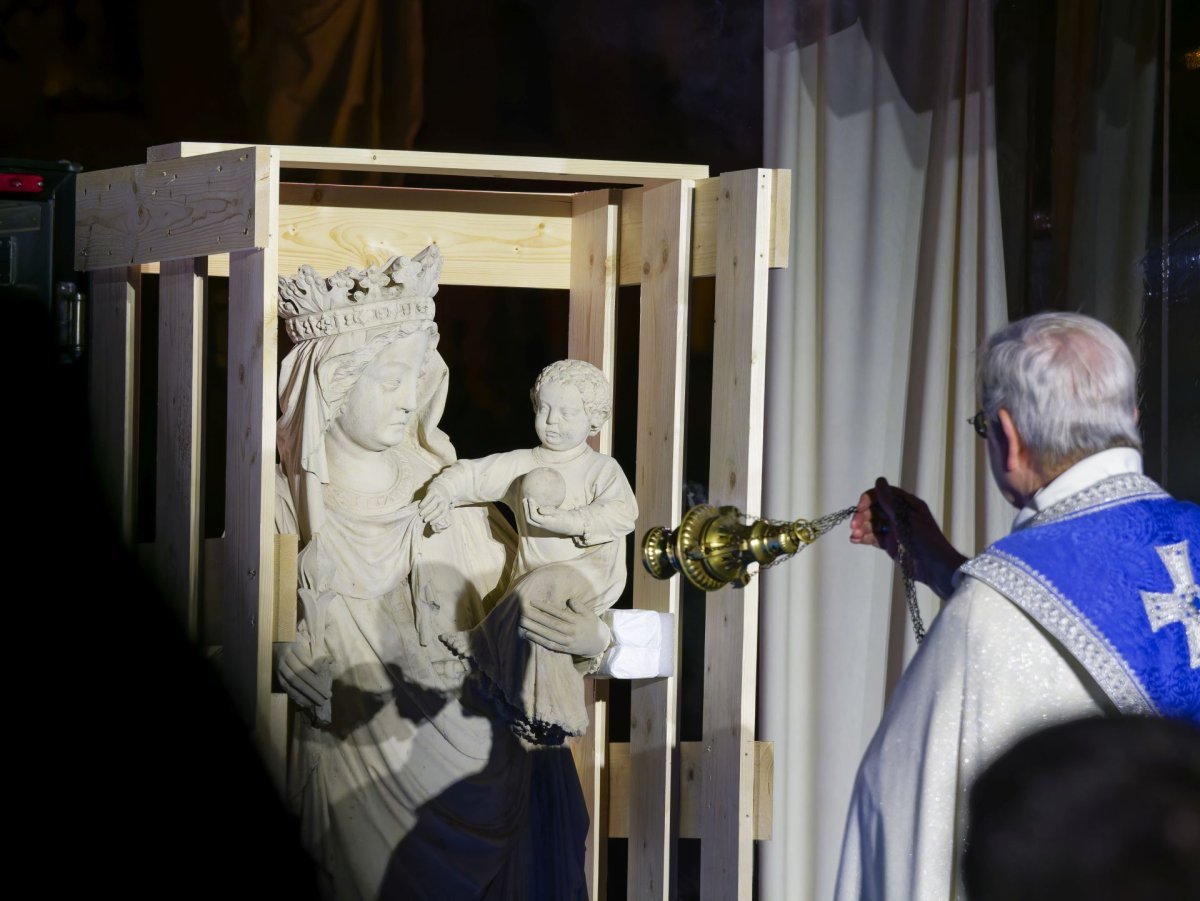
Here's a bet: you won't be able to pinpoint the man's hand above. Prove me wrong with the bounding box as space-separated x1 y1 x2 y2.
524 498 586 537
520 595 611 658
418 483 453 532
849 477 968 600
274 640 332 712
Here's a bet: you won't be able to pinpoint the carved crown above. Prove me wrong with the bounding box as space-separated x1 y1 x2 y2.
278 245 442 343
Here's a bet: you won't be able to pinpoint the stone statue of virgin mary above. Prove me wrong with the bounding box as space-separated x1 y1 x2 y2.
272 245 589 900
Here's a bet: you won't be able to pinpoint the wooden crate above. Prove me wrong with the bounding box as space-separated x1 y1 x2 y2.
77 143 790 901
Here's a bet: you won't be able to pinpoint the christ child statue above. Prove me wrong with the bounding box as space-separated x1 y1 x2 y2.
418 359 638 744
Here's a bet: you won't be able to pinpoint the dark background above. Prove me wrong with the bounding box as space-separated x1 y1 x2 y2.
0 0 762 494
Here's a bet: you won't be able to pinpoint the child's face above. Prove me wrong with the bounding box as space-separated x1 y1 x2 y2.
534 381 593 452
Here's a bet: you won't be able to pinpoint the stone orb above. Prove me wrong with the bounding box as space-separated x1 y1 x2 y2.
522 466 567 509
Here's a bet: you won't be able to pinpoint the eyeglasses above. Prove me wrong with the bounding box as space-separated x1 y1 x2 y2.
968 409 988 439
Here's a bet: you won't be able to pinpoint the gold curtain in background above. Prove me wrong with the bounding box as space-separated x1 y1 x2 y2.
227 0 424 154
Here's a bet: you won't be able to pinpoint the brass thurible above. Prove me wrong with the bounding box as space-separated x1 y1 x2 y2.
641 504 825 591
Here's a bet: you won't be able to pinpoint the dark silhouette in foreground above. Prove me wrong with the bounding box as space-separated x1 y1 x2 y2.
965 715 1200 901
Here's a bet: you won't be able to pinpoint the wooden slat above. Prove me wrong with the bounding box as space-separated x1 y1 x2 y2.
276 183 573 289
155 257 207 637
770 169 792 271
268 532 299 791
567 188 620 901
699 170 773 901
88 266 140 543
607 741 773 840
126 172 788 289
271 531 298 771
148 142 709 186
76 148 266 271
222 147 280 737
753 739 774 841
569 189 619 449
274 533 299 644
628 179 694 901
618 174 788 285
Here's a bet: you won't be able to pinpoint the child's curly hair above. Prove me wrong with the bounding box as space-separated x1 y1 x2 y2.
530 359 612 428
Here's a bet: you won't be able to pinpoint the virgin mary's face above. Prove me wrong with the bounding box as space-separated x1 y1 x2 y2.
334 330 431 452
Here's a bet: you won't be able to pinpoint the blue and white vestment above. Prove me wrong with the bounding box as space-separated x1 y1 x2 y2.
834 448 1200 901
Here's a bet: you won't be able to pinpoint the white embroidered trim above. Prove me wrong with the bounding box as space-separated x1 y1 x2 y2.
1025 473 1169 529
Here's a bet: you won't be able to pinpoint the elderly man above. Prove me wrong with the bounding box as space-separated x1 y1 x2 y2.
833 311 1199 900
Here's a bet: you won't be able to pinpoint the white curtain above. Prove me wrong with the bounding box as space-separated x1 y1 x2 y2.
759 2 1011 898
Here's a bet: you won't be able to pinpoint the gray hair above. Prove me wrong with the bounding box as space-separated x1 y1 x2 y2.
977 311 1141 472
531 359 613 427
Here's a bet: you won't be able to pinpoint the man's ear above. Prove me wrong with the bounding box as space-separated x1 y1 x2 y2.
589 419 603 436
997 408 1024 472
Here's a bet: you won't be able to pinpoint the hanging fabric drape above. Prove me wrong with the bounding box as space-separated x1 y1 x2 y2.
1060 2 1161 347
760 2 1011 897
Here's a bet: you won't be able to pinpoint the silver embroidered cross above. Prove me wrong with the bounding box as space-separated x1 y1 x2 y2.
1140 540 1200 669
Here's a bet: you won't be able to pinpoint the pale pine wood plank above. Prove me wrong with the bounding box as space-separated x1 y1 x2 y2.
94 155 786 287
138 186 574 287
607 742 631 837
76 148 266 271
699 170 773 901
567 187 620 901
276 174 790 288
131 173 790 288
222 148 280 736
268 533 298 791
618 174 788 285
88 266 140 543
155 257 207 638
628 179 693 901
279 182 574 216
569 189 619 450
770 169 791 271
274 533 299 643
691 178 722 278
619 180 715 285
276 183 573 289
148 142 709 186
754 739 774 841
570 680 610 901
607 741 773 840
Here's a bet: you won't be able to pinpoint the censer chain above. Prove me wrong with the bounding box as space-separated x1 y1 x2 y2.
749 504 926 644
750 505 857 567
894 500 926 643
